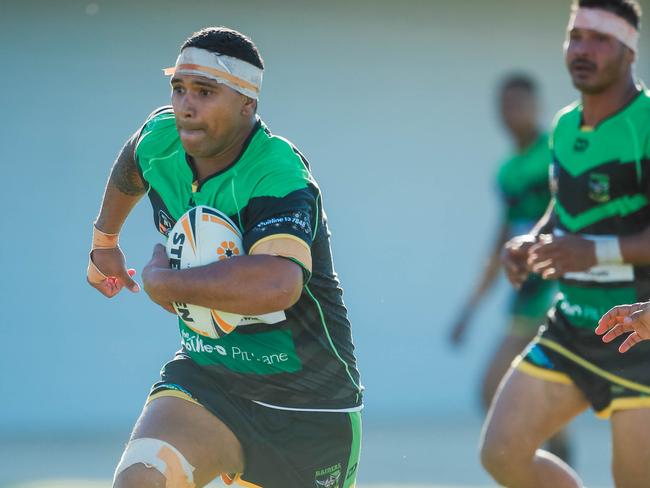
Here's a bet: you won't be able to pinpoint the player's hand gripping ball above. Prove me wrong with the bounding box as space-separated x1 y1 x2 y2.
166 206 244 338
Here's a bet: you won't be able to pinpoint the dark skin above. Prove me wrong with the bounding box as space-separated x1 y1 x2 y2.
90 74 303 314
503 27 650 288
89 135 146 297
142 244 302 315
97 73 306 487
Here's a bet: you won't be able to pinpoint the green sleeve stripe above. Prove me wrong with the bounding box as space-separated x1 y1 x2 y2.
344 411 362 488
555 194 649 232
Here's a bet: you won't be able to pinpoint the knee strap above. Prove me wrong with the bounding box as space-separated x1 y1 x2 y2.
114 437 195 488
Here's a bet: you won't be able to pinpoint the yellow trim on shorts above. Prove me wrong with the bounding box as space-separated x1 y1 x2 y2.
146 389 202 407
515 358 573 385
596 397 650 419
234 474 263 488
538 338 650 395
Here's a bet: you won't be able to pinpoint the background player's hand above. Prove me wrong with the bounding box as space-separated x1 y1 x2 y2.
142 244 176 314
87 247 140 297
596 302 650 353
527 234 596 280
449 307 475 346
502 234 536 288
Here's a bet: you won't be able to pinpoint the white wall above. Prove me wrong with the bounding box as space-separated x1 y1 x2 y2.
0 0 648 433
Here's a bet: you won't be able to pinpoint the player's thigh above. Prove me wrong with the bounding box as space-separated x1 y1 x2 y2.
611 407 650 487
481 367 588 460
117 396 244 488
482 332 532 401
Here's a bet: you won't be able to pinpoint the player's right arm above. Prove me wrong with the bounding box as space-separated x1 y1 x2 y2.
450 221 509 345
502 199 555 288
87 132 148 297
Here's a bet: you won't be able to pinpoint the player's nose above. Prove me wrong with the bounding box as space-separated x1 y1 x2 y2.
177 94 197 118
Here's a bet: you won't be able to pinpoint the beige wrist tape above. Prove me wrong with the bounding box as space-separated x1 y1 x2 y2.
92 223 119 249
87 224 120 284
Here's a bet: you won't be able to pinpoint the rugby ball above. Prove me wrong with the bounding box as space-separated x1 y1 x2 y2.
165 206 244 338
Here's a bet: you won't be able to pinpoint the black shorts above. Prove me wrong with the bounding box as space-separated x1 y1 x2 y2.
516 308 650 418
148 357 362 488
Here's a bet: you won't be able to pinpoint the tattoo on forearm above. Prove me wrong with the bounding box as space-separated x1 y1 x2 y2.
109 141 148 196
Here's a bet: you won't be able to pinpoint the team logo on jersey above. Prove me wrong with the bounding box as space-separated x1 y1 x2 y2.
588 173 611 203
315 463 342 488
573 137 589 152
158 209 175 236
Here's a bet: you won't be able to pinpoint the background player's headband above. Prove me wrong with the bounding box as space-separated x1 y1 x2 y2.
567 7 639 53
163 47 263 100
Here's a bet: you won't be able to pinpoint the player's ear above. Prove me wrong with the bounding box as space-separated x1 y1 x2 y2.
241 96 257 117
624 45 636 65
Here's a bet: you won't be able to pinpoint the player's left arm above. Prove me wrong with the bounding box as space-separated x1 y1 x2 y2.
142 183 316 316
141 246 303 315
528 227 650 279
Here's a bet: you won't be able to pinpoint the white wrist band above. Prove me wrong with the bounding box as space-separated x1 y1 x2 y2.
594 237 623 265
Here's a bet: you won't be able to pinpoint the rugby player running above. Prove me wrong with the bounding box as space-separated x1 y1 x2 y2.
87 27 363 488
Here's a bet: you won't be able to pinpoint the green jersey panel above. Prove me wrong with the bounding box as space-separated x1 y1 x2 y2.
551 90 650 235
134 107 363 409
549 89 650 328
497 133 552 230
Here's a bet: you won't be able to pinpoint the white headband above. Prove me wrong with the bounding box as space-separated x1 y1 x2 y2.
163 47 263 100
568 7 639 53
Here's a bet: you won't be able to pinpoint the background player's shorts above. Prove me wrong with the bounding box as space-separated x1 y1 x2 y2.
148 356 362 488
514 308 650 418
508 275 556 337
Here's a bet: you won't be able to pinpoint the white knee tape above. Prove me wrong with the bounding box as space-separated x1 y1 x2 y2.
113 437 195 487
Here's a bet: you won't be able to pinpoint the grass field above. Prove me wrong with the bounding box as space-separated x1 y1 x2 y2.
4 483 495 488
0 415 612 488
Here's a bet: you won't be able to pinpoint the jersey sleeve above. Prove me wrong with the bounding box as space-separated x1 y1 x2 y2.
242 164 318 278
134 106 178 181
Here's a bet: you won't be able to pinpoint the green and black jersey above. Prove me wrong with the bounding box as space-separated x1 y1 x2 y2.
550 88 650 328
134 107 363 410
497 134 556 322
497 133 552 236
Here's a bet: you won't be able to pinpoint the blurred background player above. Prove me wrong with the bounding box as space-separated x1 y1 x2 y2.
480 1 650 487
449 74 570 460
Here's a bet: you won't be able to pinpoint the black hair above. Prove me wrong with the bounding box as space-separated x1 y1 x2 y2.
499 73 538 96
181 27 264 69
574 0 642 29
